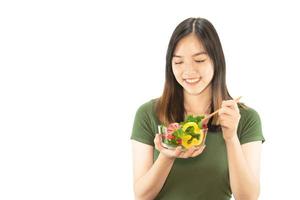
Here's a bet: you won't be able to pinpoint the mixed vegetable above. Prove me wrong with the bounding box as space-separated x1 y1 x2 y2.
159 115 208 149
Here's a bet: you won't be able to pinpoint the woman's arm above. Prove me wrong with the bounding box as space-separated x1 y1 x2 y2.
218 100 262 200
225 137 262 200
132 134 206 200
131 140 175 200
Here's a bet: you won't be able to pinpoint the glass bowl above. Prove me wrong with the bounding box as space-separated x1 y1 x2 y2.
158 125 208 150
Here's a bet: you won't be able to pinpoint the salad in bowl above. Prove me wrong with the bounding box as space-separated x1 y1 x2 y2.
158 115 208 150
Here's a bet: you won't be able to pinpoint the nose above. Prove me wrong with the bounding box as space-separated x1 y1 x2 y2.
183 62 198 77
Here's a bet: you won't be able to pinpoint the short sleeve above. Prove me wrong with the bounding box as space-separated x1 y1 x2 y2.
238 107 265 145
130 102 155 146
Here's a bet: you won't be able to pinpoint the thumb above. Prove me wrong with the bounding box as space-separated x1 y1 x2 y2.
174 146 183 157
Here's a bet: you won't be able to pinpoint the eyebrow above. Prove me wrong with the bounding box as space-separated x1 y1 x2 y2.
173 51 207 58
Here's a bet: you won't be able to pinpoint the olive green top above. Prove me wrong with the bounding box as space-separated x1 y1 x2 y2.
131 99 265 200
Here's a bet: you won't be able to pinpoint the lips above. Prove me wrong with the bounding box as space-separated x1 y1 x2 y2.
184 78 200 85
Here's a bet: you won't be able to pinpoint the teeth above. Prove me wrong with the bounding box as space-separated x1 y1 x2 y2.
185 78 199 83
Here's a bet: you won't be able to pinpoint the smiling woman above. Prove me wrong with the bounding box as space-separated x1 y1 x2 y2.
171 34 214 105
131 17 265 200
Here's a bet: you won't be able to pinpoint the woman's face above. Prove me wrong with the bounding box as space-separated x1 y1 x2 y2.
172 34 214 95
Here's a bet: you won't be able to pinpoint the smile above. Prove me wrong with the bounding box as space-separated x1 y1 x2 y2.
184 78 200 84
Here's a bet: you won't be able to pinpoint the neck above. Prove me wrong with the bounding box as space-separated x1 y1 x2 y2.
184 84 212 116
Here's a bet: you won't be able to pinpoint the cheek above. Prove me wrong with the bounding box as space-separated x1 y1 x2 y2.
172 66 181 79
202 65 214 80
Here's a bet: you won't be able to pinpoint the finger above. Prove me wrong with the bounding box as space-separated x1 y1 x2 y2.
233 101 239 111
219 107 240 122
222 100 239 111
174 146 183 157
219 120 231 129
154 134 163 151
220 106 240 118
222 100 235 107
155 134 184 158
191 145 206 157
192 145 206 157
218 106 234 116
219 113 235 123
180 146 196 159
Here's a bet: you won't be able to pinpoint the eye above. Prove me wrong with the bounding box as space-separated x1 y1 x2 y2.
195 60 205 63
174 61 183 65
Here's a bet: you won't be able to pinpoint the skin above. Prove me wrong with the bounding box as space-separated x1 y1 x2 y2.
172 33 214 117
132 33 262 200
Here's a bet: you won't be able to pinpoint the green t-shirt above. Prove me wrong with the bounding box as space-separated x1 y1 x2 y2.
131 99 265 200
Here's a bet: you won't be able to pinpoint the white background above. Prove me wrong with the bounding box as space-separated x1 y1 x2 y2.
1 0 299 199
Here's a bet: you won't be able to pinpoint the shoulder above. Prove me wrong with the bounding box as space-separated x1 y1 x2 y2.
134 98 160 123
131 98 159 146
238 103 261 124
136 98 157 113
135 98 158 118
237 103 265 144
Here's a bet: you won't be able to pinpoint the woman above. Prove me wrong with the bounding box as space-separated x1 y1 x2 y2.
131 17 265 200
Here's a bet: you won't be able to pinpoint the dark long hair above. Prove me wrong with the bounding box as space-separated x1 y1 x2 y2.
156 17 238 128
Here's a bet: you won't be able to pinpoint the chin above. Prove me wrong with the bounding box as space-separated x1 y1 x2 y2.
183 83 210 95
184 89 205 96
